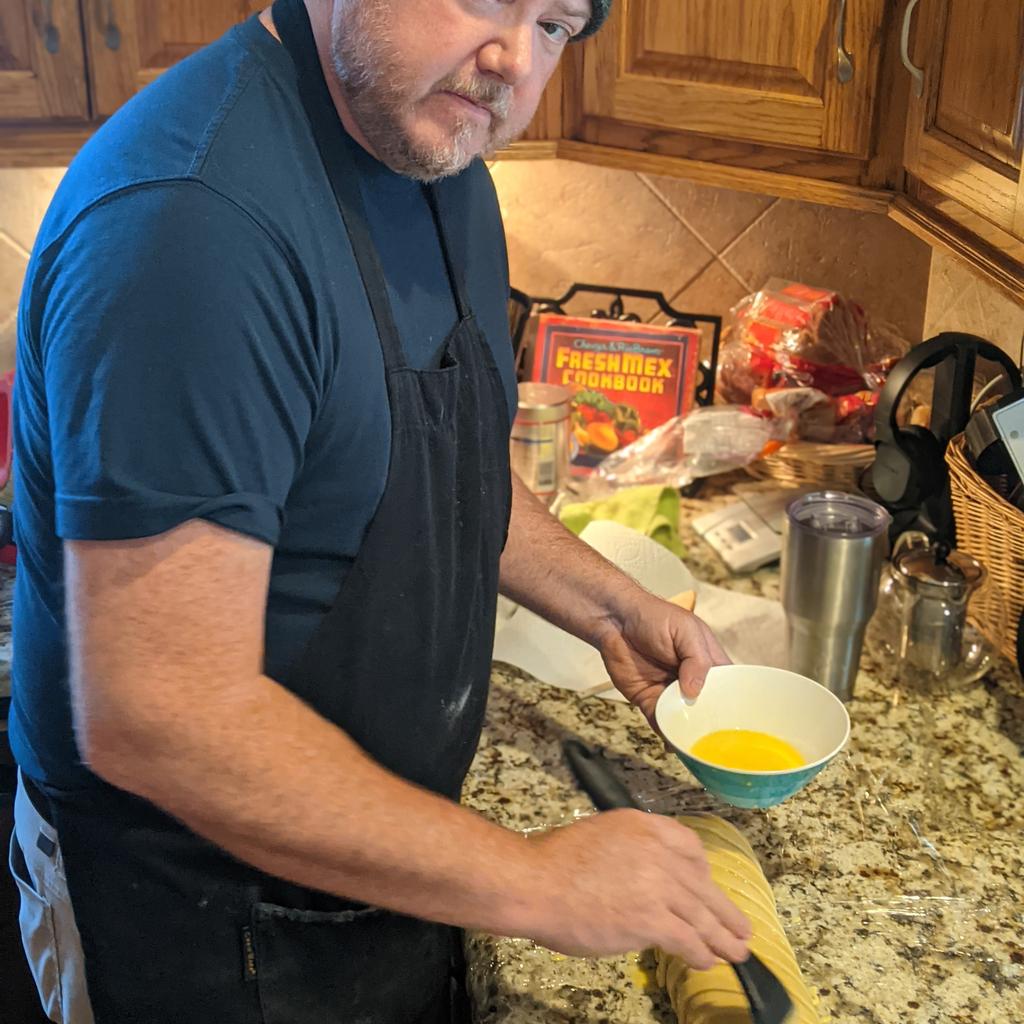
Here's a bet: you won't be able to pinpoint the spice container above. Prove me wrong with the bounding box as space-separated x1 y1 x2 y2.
510 382 571 505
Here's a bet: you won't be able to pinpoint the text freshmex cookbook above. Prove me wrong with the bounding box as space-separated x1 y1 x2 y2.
532 314 702 474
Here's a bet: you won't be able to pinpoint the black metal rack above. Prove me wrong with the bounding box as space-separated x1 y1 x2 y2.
510 282 722 408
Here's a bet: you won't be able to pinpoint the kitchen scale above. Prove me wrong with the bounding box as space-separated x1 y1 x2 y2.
692 486 813 573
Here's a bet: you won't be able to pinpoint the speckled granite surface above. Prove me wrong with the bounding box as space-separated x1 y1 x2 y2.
0 563 15 699
463 480 1024 1024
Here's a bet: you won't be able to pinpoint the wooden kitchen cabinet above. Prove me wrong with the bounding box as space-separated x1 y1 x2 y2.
1 0 897 197
557 0 903 210
81 0 264 117
0 0 89 121
895 0 1024 294
576 0 886 155
0 0 561 157
0 0 1022 297
0 0 265 163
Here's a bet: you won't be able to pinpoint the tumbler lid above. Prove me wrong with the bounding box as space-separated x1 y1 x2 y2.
786 491 891 539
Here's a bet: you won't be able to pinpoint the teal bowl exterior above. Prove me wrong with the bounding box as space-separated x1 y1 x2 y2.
674 751 834 809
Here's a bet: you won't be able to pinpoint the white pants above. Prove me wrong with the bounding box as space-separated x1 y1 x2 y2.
9 771 94 1024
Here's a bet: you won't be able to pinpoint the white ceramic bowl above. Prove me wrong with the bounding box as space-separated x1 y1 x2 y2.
655 664 851 808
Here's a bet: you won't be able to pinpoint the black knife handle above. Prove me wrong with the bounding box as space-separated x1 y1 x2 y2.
734 953 795 1024
562 739 641 812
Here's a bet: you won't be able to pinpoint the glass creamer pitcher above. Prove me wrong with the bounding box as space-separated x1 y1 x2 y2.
874 532 1000 691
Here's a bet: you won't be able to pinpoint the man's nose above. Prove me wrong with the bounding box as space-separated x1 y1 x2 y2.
477 22 535 86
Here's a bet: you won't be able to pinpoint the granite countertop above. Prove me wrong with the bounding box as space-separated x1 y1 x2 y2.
0 491 1019 1019
463 480 1024 1024
0 563 19 764
0 562 15 698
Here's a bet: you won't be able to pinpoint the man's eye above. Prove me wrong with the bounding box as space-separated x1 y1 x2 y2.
540 21 572 44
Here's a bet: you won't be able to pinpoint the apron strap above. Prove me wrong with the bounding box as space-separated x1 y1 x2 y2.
272 0 408 371
424 184 472 324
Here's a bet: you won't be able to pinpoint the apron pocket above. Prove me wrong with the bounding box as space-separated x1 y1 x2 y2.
252 900 453 1024
9 830 64 1022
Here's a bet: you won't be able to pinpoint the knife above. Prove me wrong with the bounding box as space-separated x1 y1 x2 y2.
562 739 794 1024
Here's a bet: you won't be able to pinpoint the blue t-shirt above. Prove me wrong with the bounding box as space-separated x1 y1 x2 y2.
11 15 517 788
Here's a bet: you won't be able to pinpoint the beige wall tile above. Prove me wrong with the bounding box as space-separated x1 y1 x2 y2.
985 301 1024 362
641 174 776 254
0 310 16 375
0 168 65 255
0 234 26 374
669 258 750 323
0 233 28 314
490 160 713 302
926 284 985 346
492 160 937 373
924 248 968 328
720 198 931 344
660 259 751 365
924 249 1024 361
0 167 65 373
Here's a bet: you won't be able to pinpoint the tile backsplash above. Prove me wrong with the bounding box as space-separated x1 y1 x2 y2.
490 160 934 348
0 159 1021 379
0 168 67 374
923 249 1024 362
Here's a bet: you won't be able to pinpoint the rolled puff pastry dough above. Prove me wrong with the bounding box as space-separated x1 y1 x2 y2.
654 815 827 1024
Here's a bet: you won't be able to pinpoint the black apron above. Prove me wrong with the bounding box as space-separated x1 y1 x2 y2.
38 1 512 1019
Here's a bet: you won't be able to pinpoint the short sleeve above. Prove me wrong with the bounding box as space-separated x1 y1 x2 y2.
35 181 320 545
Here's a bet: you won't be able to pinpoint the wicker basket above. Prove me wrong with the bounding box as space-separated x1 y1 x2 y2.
947 433 1024 663
745 441 874 492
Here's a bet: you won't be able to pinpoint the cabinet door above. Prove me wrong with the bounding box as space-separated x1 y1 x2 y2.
575 0 886 157
0 0 88 120
903 0 1024 240
82 0 264 118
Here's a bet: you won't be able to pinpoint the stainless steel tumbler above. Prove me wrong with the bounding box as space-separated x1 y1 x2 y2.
781 491 891 701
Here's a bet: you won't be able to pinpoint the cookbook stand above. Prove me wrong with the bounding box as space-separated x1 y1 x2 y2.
512 282 722 409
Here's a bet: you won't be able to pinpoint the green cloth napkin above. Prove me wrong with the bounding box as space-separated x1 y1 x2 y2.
558 485 686 558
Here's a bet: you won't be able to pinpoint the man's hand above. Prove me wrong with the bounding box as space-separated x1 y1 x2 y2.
499 473 730 726
595 592 730 726
522 810 750 968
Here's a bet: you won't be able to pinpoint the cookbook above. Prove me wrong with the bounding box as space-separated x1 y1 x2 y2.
531 314 702 474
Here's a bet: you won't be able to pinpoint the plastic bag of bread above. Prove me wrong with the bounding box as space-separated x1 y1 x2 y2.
750 387 835 442
749 386 882 444
717 280 908 412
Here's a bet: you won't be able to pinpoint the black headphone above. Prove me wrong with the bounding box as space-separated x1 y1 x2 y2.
872 332 1022 514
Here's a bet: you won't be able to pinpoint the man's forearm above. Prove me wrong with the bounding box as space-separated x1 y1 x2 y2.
85 673 537 936
499 472 647 646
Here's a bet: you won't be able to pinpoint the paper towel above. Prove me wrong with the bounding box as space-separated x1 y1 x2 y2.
492 522 788 701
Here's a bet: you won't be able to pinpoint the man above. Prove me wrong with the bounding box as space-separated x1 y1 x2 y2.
10 1 750 1021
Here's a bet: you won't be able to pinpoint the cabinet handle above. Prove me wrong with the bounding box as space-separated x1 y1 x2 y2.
101 0 121 50
1013 89 1024 160
836 0 854 84
900 0 925 98
33 0 60 54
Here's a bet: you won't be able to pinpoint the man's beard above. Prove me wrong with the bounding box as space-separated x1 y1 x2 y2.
330 0 522 182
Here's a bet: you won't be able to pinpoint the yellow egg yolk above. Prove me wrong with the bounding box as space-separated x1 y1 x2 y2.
690 729 806 771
